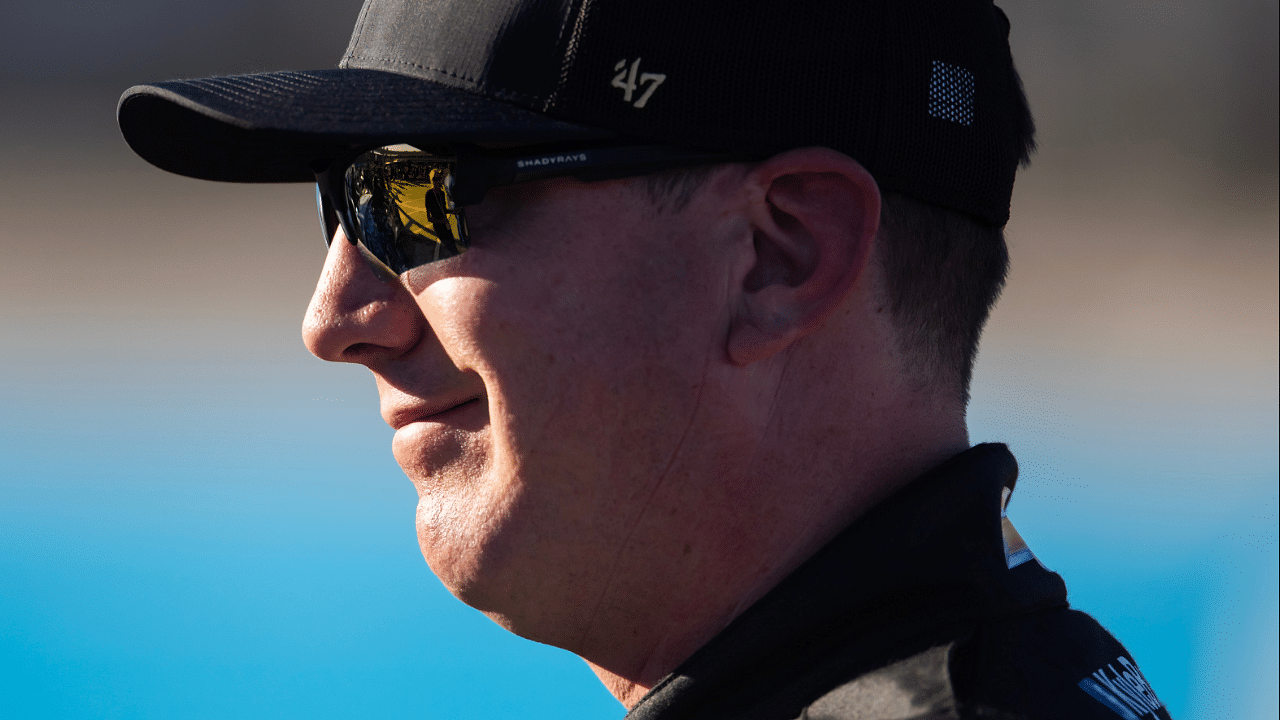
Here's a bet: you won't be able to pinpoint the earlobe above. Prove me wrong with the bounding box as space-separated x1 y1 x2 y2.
726 148 881 366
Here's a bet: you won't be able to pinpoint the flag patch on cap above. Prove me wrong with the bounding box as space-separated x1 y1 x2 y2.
928 60 975 126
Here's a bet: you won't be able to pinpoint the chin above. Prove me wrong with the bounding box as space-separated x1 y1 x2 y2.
413 501 589 650
413 488 520 606
421 546 562 644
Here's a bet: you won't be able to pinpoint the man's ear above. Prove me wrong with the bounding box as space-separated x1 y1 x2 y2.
727 147 881 366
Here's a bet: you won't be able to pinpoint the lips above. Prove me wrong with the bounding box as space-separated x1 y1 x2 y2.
388 394 487 486
386 397 482 430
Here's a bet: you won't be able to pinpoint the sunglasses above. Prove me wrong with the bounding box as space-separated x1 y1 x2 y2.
314 142 741 275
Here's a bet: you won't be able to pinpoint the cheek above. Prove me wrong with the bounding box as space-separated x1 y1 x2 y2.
499 261 719 468
415 196 730 481
403 192 742 604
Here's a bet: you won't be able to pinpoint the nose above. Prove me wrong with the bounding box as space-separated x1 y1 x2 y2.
302 228 422 364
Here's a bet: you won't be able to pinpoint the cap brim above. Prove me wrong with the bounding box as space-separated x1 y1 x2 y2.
118 68 615 183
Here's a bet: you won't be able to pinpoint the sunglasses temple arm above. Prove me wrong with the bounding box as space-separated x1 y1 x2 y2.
450 147 742 206
315 170 360 246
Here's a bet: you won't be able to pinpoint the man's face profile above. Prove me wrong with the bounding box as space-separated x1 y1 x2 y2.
299 147 898 689
303 172 746 644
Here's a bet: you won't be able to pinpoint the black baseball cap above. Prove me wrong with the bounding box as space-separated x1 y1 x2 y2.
118 0 1032 226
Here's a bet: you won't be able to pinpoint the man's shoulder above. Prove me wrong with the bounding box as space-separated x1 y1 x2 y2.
797 607 1172 720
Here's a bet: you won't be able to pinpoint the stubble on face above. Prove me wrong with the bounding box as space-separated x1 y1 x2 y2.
389 175 742 647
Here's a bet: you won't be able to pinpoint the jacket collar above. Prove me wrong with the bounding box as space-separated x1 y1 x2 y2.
626 443 1067 720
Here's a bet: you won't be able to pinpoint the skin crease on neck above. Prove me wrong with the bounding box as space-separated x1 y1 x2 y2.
301 147 970 709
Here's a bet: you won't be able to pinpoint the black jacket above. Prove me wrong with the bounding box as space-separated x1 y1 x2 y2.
624 444 1172 720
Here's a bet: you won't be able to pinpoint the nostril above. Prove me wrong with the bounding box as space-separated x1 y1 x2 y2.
342 342 382 361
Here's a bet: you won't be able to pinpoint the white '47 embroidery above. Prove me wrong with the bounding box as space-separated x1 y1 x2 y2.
612 58 666 109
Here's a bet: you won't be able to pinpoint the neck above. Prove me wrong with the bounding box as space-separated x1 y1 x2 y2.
580 407 969 708
571 294 970 708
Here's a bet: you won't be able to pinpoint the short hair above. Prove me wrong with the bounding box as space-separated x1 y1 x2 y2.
874 194 1009 403
876 70 1033 403
638 172 1010 403
642 165 720 216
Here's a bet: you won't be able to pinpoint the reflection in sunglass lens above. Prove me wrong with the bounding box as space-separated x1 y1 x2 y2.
339 146 470 273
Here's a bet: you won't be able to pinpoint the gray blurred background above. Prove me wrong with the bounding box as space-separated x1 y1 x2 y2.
1 2 1276 719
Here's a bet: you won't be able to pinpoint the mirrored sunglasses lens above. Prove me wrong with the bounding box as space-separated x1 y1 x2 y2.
343 147 470 273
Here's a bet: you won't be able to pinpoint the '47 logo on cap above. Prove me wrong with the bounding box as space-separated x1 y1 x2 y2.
612 59 666 109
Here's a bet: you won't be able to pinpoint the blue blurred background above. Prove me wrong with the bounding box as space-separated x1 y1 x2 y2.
1 1 1275 718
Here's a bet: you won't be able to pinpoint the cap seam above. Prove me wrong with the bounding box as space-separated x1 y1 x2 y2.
340 0 374 67
180 77 295 108
246 72 327 92
547 0 583 81
545 0 592 112
345 53 541 107
194 76 321 104
347 53 482 88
